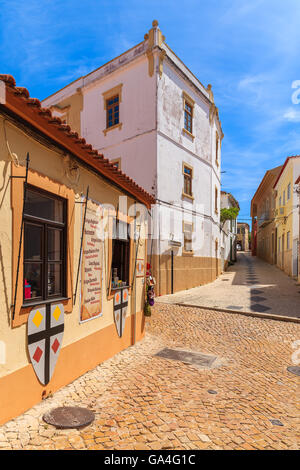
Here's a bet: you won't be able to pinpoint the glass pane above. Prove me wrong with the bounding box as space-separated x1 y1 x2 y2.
24 224 42 261
114 96 119 103
24 263 42 299
24 189 64 223
48 263 62 296
48 228 62 261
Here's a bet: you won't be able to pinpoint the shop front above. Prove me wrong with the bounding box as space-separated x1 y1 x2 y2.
0 75 154 424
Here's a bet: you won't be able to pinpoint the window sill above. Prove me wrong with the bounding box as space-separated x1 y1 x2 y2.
182 192 194 201
103 123 122 136
182 128 195 141
22 296 70 309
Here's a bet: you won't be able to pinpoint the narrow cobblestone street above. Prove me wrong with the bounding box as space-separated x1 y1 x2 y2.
158 251 300 319
0 303 299 450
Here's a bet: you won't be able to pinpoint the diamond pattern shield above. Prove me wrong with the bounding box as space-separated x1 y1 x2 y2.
27 303 64 385
113 289 128 337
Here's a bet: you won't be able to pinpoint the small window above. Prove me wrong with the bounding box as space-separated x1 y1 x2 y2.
184 101 193 134
279 196 282 207
215 187 218 213
182 91 195 138
23 186 66 303
287 231 290 250
111 158 121 170
287 183 291 200
106 95 119 129
183 164 193 197
111 220 130 288
183 222 193 252
283 190 286 206
216 133 219 165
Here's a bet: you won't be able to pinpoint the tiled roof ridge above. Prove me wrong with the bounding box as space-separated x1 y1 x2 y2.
0 74 155 207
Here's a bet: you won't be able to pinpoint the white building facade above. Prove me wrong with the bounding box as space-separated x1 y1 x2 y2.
43 20 224 295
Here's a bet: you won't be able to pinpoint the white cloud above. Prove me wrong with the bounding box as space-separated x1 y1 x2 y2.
283 107 300 122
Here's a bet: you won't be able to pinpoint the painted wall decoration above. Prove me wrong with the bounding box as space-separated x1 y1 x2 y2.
27 303 64 385
136 258 145 277
113 288 129 337
80 200 103 322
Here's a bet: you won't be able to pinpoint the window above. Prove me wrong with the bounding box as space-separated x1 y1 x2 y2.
183 222 193 253
215 132 219 165
283 190 286 206
287 231 290 250
183 163 193 198
279 196 282 207
102 84 123 135
106 95 119 129
182 91 195 139
111 220 130 289
111 158 121 170
287 183 291 200
23 186 66 303
184 101 193 134
215 187 218 213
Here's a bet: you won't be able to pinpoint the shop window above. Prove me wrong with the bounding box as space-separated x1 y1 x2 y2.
111 220 130 289
23 186 66 304
182 163 193 198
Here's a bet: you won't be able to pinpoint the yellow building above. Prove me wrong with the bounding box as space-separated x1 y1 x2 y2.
273 156 300 278
0 75 154 424
251 165 282 265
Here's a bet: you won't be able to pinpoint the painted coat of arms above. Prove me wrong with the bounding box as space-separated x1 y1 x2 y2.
113 289 128 337
27 303 64 385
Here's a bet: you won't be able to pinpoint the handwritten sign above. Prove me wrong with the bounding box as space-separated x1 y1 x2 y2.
80 200 103 322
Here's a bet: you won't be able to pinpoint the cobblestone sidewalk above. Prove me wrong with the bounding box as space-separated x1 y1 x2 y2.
0 304 299 450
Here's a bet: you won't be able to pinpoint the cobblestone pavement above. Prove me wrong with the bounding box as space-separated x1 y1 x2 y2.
0 304 299 450
158 251 300 319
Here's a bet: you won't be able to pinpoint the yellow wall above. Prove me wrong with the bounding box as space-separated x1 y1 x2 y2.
275 162 294 276
0 114 147 422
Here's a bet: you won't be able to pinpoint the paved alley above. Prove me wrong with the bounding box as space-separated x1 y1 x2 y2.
158 251 300 319
0 303 299 450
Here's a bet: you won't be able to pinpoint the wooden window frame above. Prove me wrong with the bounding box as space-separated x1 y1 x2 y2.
102 84 123 135
11 164 75 328
23 185 67 306
182 162 194 200
182 221 194 255
182 91 195 140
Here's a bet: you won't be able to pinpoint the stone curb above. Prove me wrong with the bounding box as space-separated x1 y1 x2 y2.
156 301 300 324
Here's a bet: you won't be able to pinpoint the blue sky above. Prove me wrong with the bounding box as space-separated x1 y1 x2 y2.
1 0 300 222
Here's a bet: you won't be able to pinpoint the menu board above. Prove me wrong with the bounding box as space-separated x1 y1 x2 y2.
80 200 103 322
